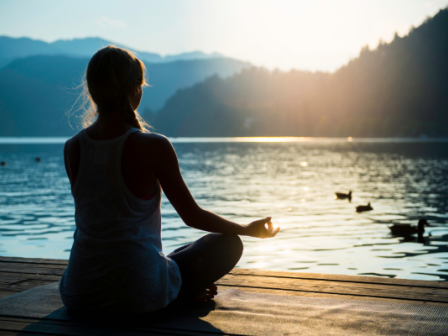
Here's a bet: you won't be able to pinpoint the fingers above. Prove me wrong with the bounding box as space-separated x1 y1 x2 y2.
259 217 279 238
271 226 280 237
263 217 280 238
247 217 280 239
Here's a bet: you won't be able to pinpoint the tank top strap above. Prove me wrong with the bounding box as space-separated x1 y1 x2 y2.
116 127 141 154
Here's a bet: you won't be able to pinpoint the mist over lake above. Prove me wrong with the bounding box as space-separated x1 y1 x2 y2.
1 138 448 281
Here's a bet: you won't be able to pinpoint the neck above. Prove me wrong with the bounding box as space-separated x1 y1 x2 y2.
87 111 133 140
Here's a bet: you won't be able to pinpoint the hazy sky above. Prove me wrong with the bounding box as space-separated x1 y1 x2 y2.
1 0 447 71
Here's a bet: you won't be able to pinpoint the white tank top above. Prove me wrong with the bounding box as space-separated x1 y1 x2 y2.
59 128 181 312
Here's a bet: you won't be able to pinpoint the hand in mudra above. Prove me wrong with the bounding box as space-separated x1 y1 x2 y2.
244 217 280 238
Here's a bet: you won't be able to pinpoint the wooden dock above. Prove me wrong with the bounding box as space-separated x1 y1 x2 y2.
1 256 448 335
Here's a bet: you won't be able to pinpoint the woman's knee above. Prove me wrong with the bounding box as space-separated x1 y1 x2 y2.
202 233 243 256
229 234 244 257
219 233 244 261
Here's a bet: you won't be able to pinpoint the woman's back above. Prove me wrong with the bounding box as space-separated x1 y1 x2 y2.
59 45 278 313
59 128 181 312
64 119 160 199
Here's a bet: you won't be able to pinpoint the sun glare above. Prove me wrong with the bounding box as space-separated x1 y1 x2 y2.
234 137 312 143
257 245 276 252
253 261 267 268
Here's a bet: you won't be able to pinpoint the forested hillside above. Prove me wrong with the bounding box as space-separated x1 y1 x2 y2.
152 8 448 137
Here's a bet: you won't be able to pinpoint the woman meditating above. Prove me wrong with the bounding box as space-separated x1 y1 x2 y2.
59 46 279 313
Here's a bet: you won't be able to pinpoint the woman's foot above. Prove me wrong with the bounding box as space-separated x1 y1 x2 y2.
194 283 218 302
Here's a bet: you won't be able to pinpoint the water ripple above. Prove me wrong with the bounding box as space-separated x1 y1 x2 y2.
1 141 448 281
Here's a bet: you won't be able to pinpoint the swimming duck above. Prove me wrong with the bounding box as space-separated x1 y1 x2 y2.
335 191 352 201
35 157 41 162
356 202 373 212
0 161 5 166
389 219 430 236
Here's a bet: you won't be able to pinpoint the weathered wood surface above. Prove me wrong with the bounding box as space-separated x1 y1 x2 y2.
1 256 448 335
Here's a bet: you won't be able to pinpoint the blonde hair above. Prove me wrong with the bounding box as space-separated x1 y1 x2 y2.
80 45 150 132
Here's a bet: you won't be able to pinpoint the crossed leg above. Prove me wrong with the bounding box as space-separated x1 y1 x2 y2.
167 233 243 308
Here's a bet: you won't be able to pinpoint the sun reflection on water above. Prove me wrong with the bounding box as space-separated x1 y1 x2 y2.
1 140 448 281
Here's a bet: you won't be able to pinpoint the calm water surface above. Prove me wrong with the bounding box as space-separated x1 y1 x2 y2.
1 138 448 281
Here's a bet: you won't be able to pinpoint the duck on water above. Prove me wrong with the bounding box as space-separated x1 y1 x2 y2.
389 219 431 236
335 191 352 202
356 202 373 212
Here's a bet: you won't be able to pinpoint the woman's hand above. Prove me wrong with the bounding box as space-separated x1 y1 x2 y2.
243 217 280 238
148 135 280 236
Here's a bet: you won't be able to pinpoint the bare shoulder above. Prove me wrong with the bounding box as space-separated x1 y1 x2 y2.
130 132 170 144
128 132 175 155
64 133 80 159
63 133 81 182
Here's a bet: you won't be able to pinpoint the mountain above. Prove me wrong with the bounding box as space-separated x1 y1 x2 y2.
0 36 224 69
160 51 223 63
152 8 448 137
2 8 448 138
0 55 251 136
0 56 86 137
142 58 251 112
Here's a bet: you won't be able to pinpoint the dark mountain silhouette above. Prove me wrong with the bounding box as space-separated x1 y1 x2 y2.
0 36 224 69
0 56 86 137
0 55 251 136
143 58 251 112
151 8 448 137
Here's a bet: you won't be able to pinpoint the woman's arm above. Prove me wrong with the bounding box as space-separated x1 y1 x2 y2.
151 135 279 238
63 135 80 186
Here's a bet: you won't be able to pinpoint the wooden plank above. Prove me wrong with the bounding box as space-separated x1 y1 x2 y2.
0 262 66 272
0 257 68 266
0 277 24 287
216 285 448 307
0 317 229 336
0 279 57 293
2 256 448 307
0 331 42 336
0 292 18 299
0 264 65 276
0 267 60 299
3 278 445 308
230 268 448 289
217 274 448 303
0 319 153 336
2 256 447 288
0 273 57 296
0 272 61 299
0 272 61 282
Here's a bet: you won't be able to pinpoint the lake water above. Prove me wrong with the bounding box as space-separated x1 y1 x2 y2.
1 137 448 281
